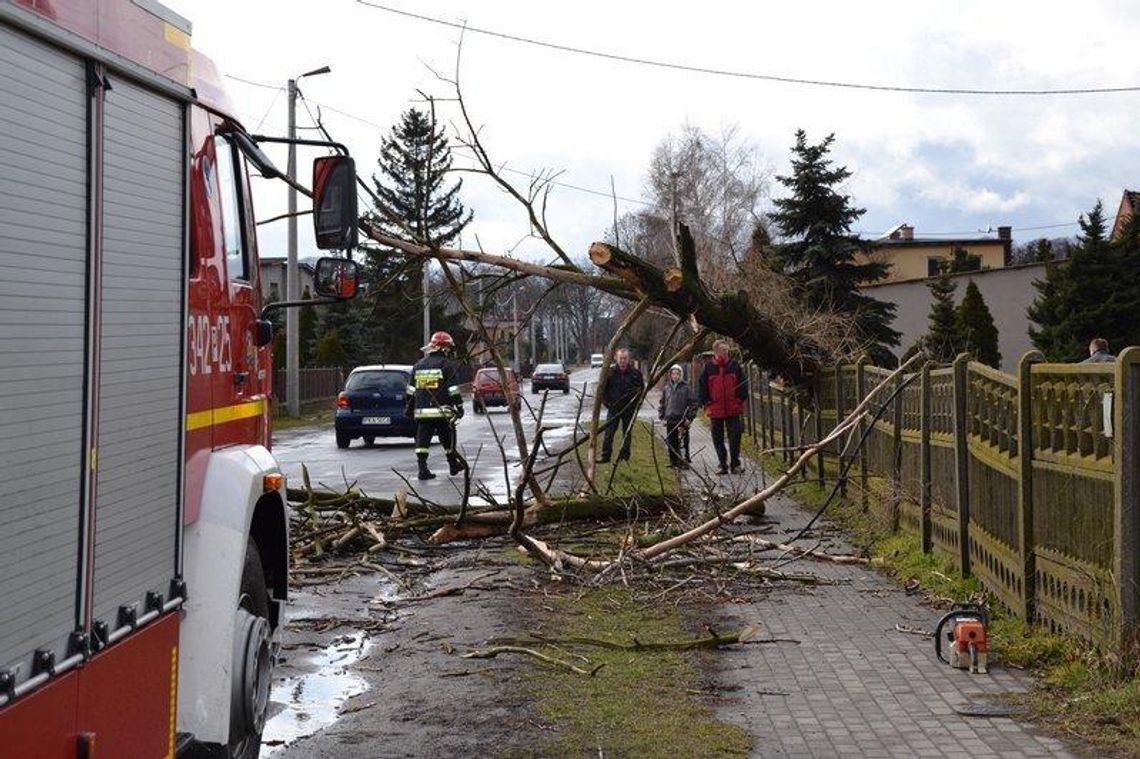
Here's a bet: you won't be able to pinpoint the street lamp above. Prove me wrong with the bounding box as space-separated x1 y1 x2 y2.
285 65 331 417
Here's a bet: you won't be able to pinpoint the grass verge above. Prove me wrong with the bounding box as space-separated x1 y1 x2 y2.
592 419 679 499
522 587 752 757
744 431 1140 756
272 401 335 432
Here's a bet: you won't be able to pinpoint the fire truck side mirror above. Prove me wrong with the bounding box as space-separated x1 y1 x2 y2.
254 319 274 347
313 257 360 301
312 155 358 250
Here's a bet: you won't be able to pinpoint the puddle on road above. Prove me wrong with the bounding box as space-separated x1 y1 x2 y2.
261 632 371 755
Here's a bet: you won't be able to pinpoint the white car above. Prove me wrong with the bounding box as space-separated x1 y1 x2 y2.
590 353 604 368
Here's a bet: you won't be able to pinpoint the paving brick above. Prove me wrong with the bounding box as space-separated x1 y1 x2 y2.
677 421 1079 758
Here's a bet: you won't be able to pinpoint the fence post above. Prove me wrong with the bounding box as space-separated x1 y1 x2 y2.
761 371 770 451
815 376 826 488
1017 351 1044 623
770 373 779 455
856 356 869 512
784 392 793 466
890 372 904 533
836 367 847 498
920 360 932 554
953 352 972 576
1114 347 1140 647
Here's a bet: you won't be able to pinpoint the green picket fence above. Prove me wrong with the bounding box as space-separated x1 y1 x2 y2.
746 349 1140 650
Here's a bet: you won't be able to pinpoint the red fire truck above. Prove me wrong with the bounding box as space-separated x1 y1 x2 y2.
0 1 360 756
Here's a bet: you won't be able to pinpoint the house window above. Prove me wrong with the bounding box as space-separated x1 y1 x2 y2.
268 281 280 301
927 257 943 277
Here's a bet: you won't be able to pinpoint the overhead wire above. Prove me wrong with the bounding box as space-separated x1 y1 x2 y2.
230 75 1086 239
355 1 1140 96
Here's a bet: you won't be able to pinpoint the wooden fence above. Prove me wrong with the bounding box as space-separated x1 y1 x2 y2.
272 367 346 409
747 349 1140 650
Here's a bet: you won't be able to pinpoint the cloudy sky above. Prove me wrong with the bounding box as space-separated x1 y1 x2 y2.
165 0 1140 262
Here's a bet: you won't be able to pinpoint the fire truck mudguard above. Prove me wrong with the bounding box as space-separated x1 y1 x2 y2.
178 444 287 748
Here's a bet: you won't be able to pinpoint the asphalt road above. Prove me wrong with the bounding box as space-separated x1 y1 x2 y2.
272 366 604 503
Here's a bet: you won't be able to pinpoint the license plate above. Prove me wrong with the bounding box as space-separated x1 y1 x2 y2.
363 416 390 425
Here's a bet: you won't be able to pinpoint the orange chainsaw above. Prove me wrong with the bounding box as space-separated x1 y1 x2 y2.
935 606 989 674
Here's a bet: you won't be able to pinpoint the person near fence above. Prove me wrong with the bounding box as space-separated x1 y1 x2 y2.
658 364 697 468
405 331 466 480
699 339 748 475
1082 337 1116 363
599 348 645 463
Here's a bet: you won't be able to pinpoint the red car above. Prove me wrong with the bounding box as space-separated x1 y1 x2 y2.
473 367 521 413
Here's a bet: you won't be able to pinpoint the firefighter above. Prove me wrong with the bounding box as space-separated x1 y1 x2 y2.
406 331 467 480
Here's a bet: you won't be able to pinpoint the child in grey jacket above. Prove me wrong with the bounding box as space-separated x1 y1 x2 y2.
658 365 697 468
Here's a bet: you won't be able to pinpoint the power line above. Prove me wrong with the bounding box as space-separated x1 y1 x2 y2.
355 1 1140 96
225 72 283 91
237 71 1087 237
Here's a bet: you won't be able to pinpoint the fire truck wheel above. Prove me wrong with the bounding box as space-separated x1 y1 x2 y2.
185 543 272 759
229 542 272 758
335 431 351 449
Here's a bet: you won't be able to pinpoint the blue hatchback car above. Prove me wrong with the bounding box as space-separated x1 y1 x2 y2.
334 364 416 448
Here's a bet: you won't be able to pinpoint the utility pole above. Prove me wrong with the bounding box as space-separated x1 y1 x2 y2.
286 77 298 416
529 310 536 368
285 65 330 417
512 292 520 372
422 260 431 349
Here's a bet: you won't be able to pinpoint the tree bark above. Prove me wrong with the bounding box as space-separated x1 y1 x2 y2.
360 221 824 384
589 234 821 384
427 494 677 544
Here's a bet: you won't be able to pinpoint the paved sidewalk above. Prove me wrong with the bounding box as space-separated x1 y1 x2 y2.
675 420 1076 759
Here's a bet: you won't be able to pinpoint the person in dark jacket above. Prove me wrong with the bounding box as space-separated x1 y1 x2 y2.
698 339 748 475
405 331 466 480
599 348 644 463
1082 338 1115 363
658 364 697 468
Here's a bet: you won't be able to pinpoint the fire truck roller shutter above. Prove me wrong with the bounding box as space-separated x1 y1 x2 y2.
90 76 184 634
0 23 88 694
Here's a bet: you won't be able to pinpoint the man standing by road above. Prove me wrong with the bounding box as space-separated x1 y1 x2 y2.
406 331 466 480
698 339 748 475
599 348 644 463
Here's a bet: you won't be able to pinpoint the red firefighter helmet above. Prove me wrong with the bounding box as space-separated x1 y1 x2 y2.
426 331 455 351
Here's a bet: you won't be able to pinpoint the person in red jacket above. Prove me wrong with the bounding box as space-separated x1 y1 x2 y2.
698 339 748 475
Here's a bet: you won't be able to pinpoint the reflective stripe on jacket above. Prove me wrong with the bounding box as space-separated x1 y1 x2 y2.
407 352 463 420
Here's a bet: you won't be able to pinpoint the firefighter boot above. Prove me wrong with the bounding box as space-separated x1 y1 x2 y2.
417 453 436 480
447 453 465 476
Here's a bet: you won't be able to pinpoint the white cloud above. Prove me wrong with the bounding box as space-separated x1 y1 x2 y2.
165 0 1140 256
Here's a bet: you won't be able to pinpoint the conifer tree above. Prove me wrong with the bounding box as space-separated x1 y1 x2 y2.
924 270 960 363
1028 200 1111 360
956 281 1001 367
769 130 899 360
365 107 472 360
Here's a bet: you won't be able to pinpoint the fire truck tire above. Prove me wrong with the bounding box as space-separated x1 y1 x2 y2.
185 543 271 759
336 431 351 449
229 542 272 758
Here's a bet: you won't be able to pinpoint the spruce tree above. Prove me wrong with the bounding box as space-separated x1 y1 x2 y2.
956 281 1001 367
924 270 960 364
298 285 318 366
948 246 981 273
769 130 899 360
365 107 472 360
1028 200 1111 360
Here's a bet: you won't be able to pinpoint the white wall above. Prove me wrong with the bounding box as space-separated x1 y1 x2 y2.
863 263 1048 372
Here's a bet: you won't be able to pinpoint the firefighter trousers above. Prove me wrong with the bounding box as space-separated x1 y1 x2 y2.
414 418 463 476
